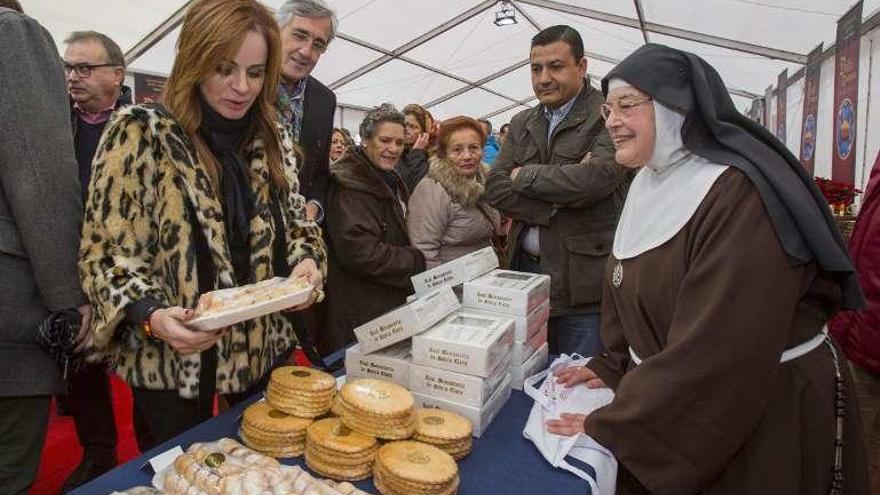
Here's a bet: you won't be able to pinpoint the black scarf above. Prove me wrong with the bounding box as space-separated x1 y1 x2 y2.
380 168 400 195
198 98 255 282
602 43 864 310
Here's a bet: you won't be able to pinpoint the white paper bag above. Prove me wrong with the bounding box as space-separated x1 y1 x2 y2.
522 354 617 495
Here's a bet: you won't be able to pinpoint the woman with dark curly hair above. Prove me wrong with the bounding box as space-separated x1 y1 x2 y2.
323 104 427 353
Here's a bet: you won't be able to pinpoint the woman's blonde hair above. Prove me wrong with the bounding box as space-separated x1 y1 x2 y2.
163 0 287 193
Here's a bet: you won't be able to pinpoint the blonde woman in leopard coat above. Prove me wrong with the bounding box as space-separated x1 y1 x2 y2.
407 116 502 268
78 0 325 449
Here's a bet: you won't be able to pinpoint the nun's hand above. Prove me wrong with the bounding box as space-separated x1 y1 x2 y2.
580 152 592 165
554 365 607 389
546 413 587 436
510 166 521 180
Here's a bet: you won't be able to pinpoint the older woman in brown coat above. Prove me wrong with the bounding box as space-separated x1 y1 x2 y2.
407 116 501 268
323 104 426 354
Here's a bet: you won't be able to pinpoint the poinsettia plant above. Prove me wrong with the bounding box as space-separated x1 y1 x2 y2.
814 177 862 208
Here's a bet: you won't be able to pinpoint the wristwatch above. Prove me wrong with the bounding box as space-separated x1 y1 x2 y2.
141 304 165 341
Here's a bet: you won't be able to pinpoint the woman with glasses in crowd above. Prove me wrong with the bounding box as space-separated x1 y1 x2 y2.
79 0 325 450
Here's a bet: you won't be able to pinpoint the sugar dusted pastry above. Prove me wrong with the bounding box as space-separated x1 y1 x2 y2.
195 277 310 317
217 438 279 469
174 454 222 495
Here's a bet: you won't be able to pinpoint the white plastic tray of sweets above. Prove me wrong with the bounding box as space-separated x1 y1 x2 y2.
186 279 313 331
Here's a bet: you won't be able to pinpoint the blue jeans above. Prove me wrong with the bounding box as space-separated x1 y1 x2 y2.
512 250 603 357
548 313 603 357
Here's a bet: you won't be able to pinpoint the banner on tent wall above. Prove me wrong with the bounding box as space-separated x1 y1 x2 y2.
775 70 787 144
800 43 823 175
764 85 773 131
831 1 862 185
134 72 168 104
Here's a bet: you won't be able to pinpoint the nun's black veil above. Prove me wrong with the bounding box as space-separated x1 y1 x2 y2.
602 43 864 310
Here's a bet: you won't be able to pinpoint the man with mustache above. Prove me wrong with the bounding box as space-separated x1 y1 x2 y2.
276 0 337 224
61 30 131 492
485 25 630 358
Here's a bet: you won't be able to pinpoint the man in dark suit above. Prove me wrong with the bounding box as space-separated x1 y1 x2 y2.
275 0 337 359
276 0 337 222
60 30 132 492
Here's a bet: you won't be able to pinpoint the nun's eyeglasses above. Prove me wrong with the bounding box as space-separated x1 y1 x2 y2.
600 97 652 120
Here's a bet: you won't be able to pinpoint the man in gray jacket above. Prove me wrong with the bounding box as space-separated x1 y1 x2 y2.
486 25 630 357
0 7 90 493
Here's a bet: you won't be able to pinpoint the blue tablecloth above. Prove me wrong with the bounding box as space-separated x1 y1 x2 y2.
71 387 591 494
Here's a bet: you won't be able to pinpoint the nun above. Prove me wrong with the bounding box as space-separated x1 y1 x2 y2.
546 44 869 494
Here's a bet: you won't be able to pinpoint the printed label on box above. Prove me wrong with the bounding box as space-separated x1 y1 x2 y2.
409 357 507 407
411 247 498 294
345 342 411 387
412 374 511 437
463 270 550 317
354 286 459 354
412 311 514 377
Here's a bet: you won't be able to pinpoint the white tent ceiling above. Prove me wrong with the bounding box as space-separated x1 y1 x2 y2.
24 0 880 127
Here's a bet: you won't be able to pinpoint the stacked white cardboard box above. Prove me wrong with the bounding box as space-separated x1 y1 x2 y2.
344 248 551 437
462 270 550 391
409 308 514 437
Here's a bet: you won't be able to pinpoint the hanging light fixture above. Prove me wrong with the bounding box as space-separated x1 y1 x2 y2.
493 0 517 26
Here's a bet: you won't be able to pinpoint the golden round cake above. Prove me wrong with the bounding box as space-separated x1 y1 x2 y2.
374 465 460 495
307 418 378 454
413 409 472 441
238 401 312 457
339 379 413 417
270 366 336 393
375 441 458 486
304 418 378 481
333 396 416 440
242 401 313 433
266 366 336 418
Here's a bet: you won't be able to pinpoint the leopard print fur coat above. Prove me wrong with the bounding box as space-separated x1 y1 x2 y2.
79 104 326 399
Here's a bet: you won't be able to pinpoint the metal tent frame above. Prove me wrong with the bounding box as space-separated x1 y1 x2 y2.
107 1 875 121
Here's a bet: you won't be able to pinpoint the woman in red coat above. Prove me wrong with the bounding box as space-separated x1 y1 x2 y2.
831 150 880 493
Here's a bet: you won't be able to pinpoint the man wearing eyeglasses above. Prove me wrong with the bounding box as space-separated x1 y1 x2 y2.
59 30 131 493
485 25 631 358
275 0 337 363
64 31 132 205
276 0 337 224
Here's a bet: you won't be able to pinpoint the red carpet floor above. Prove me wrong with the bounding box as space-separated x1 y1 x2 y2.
29 351 311 494
29 375 140 495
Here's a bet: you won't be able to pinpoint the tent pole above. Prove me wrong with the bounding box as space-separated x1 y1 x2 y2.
860 38 874 193
516 0 807 63
123 0 197 66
